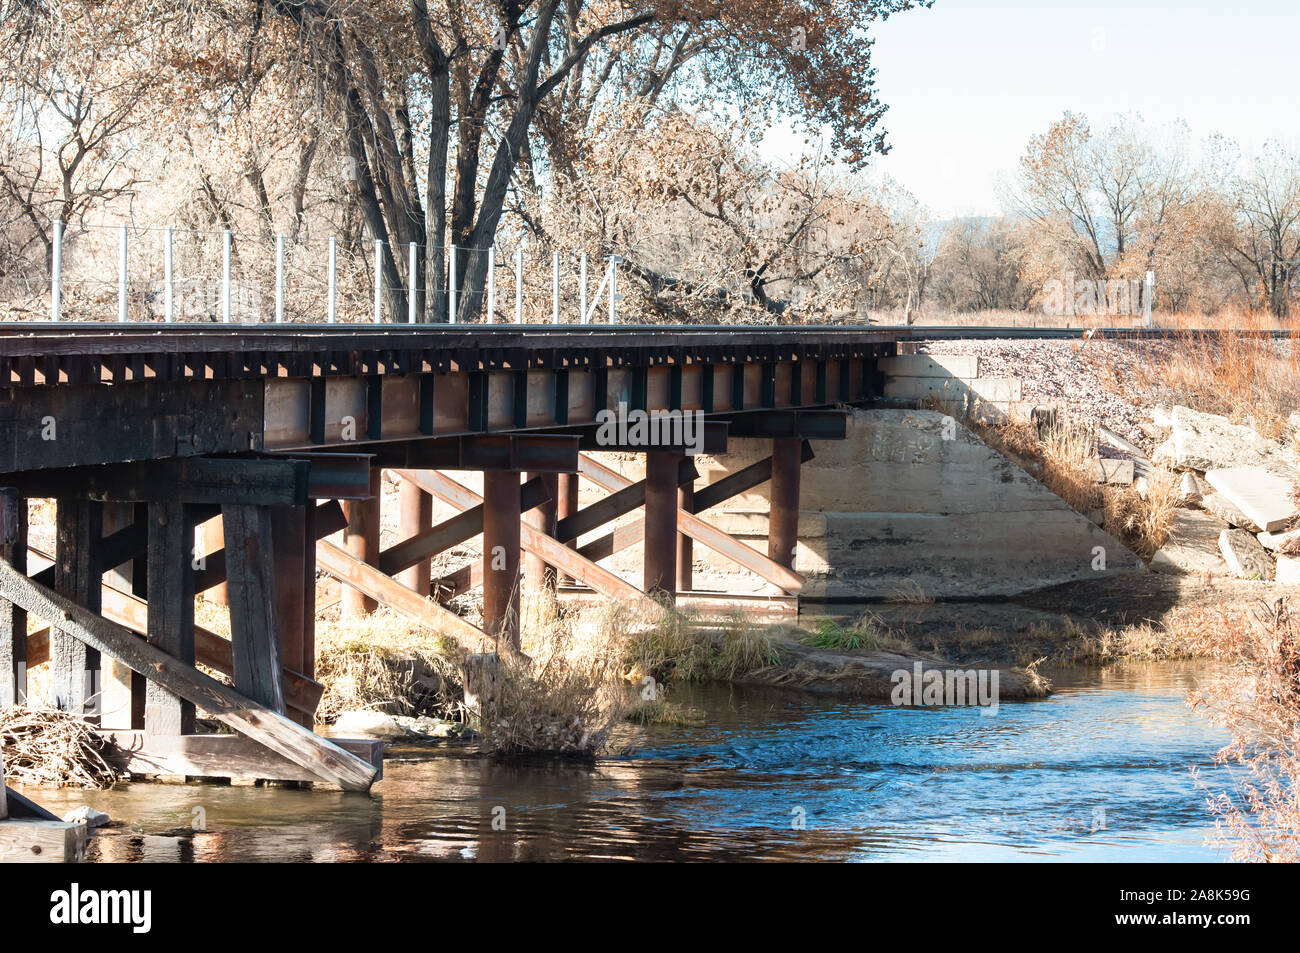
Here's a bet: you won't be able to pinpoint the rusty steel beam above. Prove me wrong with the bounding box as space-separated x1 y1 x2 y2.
643 452 680 600
341 468 381 618
678 478 695 593
482 471 522 648
523 472 559 597
554 457 696 543
396 478 432 595
316 539 495 654
768 437 802 569
556 472 579 586
577 454 804 594
719 409 848 440
404 469 657 611
191 500 346 595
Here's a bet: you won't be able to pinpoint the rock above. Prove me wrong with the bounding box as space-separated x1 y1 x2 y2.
1138 422 1169 441
1088 458 1134 484
1169 405 1294 475
1218 528 1274 580
1176 471 1203 505
1206 466 1299 532
392 715 471 740
1151 509 1231 575
1202 492 1262 532
332 710 410 740
1150 406 1173 427
1258 527 1300 551
1278 556 1300 586
1152 438 1176 468
63 806 110 828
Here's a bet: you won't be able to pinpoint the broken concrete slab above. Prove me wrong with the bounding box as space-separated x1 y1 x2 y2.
1170 405 1295 475
1218 528 1274 580
1202 491 1263 532
1151 508 1232 575
879 354 980 378
1206 466 1299 532
883 376 1022 404
1150 406 1173 427
1277 556 1300 586
1178 471 1204 504
1258 527 1300 551
1088 458 1134 484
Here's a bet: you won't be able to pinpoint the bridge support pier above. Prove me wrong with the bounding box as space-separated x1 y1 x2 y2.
341 469 381 618
272 503 315 727
396 479 432 596
677 477 694 594
643 451 680 602
556 472 579 585
768 437 802 570
524 471 559 597
482 470 522 649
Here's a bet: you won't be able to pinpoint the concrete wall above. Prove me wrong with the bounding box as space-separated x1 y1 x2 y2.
587 408 1145 599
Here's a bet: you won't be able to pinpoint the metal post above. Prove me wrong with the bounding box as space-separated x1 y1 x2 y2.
1145 270 1154 327
524 472 558 596
482 470 522 649
275 234 285 323
448 244 457 324
552 250 560 323
487 246 496 323
118 223 128 322
515 247 523 323
408 241 418 324
769 437 802 570
579 253 588 324
644 451 679 601
222 228 232 323
327 237 337 323
608 257 618 324
163 226 174 323
50 220 63 322
373 238 383 323
556 472 579 586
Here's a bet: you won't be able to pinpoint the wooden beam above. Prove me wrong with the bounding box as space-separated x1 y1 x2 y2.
24 548 324 723
221 505 285 713
193 499 345 595
401 470 658 610
341 469 381 617
0 561 377 791
0 457 313 506
577 454 805 594
0 487 17 546
0 818 86 863
0 490 26 707
145 502 196 735
316 539 496 652
99 731 383 785
52 498 102 714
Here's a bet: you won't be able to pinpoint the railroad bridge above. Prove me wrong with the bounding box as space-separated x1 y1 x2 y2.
0 322 929 795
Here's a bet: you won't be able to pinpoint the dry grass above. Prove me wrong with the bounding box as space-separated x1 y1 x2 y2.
0 706 119 788
623 609 783 684
1189 598 1300 862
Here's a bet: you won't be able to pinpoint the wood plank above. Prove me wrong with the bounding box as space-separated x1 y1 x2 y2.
98 503 142 730
99 731 383 785
194 499 345 594
401 470 659 610
145 502 196 735
578 454 805 594
221 505 285 714
25 548 324 722
554 458 696 543
0 562 376 791
52 499 102 714
0 819 86 863
316 540 496 652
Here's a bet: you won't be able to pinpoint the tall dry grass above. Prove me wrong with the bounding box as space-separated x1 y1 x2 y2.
1189 598 1300 862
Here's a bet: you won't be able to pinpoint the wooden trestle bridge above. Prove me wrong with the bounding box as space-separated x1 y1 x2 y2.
0 320 1089 802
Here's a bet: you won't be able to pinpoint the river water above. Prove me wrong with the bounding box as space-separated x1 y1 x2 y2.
26 661 1235 862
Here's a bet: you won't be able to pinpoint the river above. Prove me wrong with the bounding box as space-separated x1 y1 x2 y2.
24 661 1235 862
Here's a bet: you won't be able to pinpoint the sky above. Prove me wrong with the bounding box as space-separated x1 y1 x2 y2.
766 0 1300 219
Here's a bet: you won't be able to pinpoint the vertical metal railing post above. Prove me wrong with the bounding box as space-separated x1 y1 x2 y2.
221 229 232 323
448 245 457 324
50 220 63 322
373 239 383 323
275 234 285 323
608 257 618 324
408 241 418 324
515 247 523 323
327 236 337 323
118 223 128 322
163 226 174 323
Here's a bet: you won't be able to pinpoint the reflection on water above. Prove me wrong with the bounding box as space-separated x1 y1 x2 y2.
24 662 1234 862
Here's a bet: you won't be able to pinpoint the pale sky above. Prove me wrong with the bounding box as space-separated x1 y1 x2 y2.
767 0 1300 218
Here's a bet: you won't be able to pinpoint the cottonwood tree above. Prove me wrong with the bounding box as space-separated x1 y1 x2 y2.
1221 141 1300 318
